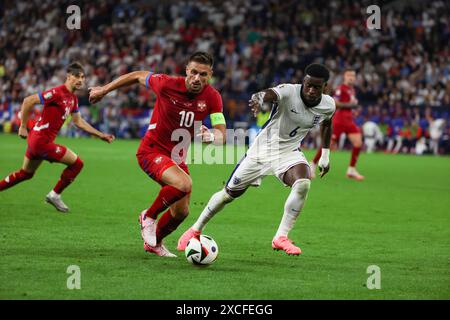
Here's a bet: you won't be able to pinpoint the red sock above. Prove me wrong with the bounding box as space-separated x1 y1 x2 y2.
350 147 361 167
53 157 84 194
313 148 322 164
0 169 34 191
146 185 188 219
156 210 186 243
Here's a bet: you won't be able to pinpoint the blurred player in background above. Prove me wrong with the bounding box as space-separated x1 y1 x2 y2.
0 62 115 212
311 69 365 180
89 52 226 258
178 63 335 256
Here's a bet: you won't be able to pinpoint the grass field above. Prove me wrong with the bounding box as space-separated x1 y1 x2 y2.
0 133 449 300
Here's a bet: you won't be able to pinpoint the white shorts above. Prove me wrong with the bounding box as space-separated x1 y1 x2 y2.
226 149 309 190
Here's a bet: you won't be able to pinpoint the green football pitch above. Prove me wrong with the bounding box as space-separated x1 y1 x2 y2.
0 134 449 299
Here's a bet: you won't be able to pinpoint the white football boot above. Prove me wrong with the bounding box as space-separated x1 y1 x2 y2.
45 191 69 213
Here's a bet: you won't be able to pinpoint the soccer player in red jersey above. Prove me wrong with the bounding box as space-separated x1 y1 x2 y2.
0 62 115 212
89 52 227 257
311 69 365 180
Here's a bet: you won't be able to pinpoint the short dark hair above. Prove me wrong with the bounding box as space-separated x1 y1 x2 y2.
305 63 330 82
188 51 214 67
67 61 84 76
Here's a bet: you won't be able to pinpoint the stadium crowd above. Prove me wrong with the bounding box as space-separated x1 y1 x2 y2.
0 0 449 154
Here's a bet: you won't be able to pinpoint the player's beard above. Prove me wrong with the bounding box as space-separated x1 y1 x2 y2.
300 89 321 108
189 82 202 93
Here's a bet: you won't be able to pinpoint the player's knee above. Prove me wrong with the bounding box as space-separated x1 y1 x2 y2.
225 187 244 200
20 169 34 180
73 157 84 171
174 207 189 220
175 176 192 194
291 179 310 197
214 188 232 203
352 136 363 148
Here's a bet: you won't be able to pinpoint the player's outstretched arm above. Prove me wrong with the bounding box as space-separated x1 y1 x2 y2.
318 118 332 178
248 89 278 117
71 112 115 143
335 97 359 109
18 94 41 139
88 71 149 104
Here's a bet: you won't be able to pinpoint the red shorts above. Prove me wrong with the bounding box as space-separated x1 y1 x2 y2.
136 140 189 185
332 120 360 140
25 137 67 163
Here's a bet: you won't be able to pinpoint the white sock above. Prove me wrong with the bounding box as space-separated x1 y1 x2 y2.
275 179 310 238
192 188 234 232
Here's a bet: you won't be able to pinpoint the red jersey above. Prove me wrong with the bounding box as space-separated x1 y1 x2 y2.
30 85 79 142
333 84 356 124
143 73 223 159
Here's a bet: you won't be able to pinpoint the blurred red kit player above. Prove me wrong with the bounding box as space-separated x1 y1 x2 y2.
311 69 365 180
89 52 227 257
0 62 115 211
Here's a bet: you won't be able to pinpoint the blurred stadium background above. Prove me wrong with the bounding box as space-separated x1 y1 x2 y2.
0 0 449 154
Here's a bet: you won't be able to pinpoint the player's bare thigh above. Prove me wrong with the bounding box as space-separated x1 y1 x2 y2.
160 165 192 193
283 163 311 187
58 147 78 166
348 132 363 148
22 156 43 173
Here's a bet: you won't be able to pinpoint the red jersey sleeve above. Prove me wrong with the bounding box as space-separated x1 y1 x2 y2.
208 89 223 114
38 88 58 105
333 85 350 103
146 73 168 96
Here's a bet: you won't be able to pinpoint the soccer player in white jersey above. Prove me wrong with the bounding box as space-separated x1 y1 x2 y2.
178 64 335 255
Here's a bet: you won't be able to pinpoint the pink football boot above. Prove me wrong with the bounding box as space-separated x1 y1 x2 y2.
144 242 177 258
177 227 201 251
138 210 157 247
272 236 302 255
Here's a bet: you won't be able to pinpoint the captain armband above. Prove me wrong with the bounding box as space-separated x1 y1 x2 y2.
210 112 226 126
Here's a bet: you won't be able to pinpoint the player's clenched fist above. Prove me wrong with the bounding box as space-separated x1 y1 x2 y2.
88 86 106 104
100 133 115 143
318 148 330 178
197 125 215 143
249 92 265 117
18 126 28 139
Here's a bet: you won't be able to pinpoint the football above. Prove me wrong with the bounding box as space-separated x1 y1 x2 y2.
185 235 219 266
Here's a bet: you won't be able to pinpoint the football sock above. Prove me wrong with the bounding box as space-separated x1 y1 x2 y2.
53 157 84 194
156 210 185 243
350 146 361 167
0 169 34 191
275 179 310 238
312 148 322 165
146 185 189 220
192 188 234 232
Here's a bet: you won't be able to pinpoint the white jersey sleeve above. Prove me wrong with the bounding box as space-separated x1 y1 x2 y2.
271 84 297 103
322 95 336 120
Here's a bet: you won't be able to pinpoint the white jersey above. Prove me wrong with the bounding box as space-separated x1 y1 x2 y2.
247 84 335 162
